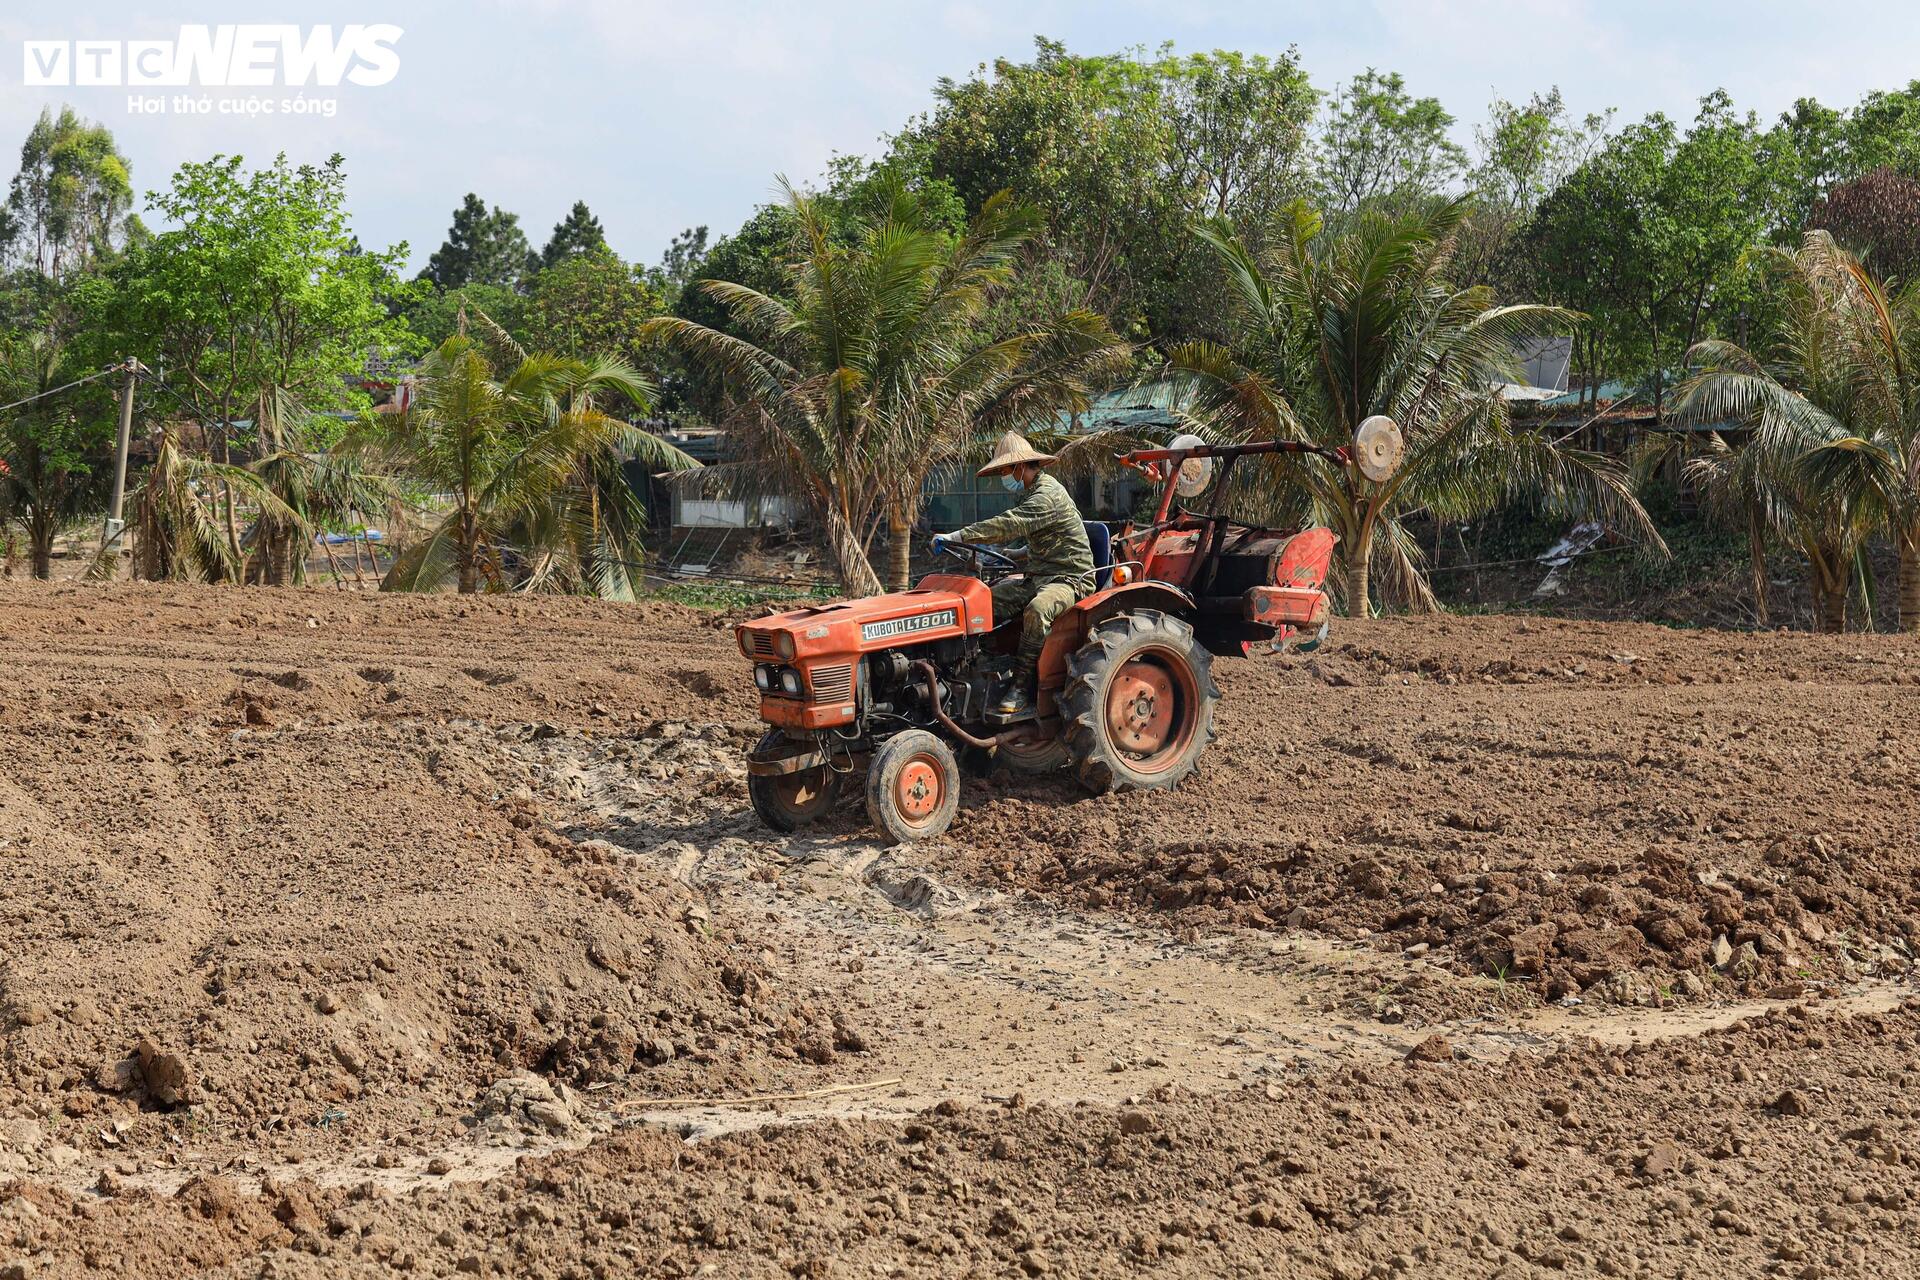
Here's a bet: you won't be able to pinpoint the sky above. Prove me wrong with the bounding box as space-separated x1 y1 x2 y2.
5 1 1920 272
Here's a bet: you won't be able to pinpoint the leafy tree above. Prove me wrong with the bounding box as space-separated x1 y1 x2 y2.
1521 95 1776 420
915 39 1317 341
1161 198 1658 613
420 193 531 289
0 331 117 577
1156 49 1319 226
521 248 666 411
399 281 525 349
1457 90 1610 288
1807 167 1920 285
536 200 607 270
362 335 691 595
82 152 409 573
0 109 136 576
645 225 709 306
0 107 137 284
645 181 1129 593
1842 82 1920 178
1521 136 1652 409
1765 97 1850 238
1317 70 1469 217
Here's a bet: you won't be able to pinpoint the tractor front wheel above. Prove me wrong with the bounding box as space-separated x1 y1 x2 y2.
747 729 844 833
1063 610 1219 793
865 729 961 844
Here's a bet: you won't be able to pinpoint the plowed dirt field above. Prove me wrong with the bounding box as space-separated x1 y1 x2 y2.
1 580 1916 1279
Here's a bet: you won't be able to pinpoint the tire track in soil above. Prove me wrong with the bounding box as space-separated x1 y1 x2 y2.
499 722 1915 1143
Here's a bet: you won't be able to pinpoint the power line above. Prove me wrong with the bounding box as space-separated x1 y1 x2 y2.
1425 540 1640 576
0 364 127 417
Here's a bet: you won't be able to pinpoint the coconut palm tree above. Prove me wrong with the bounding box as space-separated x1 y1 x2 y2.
358 335 692 595
1675 232 1909 632
1157 197 1658 613
643 180 1130 595
243 396 401 586
130 422 298 583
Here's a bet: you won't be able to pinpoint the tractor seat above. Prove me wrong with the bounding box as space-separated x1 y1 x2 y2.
1085 521 1112 590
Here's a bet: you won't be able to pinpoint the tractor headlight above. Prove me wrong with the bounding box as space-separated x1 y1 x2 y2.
778 669 803 696
774 632 796 660
754 665 773 690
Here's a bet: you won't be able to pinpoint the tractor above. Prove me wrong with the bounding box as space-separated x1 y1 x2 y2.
734 418 1404 843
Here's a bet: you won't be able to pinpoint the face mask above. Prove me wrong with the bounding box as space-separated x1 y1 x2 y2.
1001 474 1024 492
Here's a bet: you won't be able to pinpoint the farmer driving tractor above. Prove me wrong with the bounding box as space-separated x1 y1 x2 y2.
933 431 1094 716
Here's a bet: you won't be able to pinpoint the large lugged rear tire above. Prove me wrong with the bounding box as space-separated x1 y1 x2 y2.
1062 610 1219 793
995 736 1070 775
747 729 844 832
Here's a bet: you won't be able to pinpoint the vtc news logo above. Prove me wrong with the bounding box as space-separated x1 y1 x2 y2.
23 25 403 88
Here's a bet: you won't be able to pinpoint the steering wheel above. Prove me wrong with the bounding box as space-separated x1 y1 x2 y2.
935 537 1020 576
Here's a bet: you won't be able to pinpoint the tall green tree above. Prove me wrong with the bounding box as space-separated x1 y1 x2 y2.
1161 198 1658 613
645 180 1129 594
421 193 531 289
522 248 666 373
915 39 1317 341
0 331 116 577
537 200 607 270
1317 70 1469 217
82 152 410 574
1457 90 1610 288
0 106 136 284
1521 95 1776 420
0 108 137 576
645 225 709 306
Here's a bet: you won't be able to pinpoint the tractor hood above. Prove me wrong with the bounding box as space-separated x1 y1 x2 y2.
735 574 992 664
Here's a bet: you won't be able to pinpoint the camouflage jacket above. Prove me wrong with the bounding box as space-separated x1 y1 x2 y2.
953 473 1094 585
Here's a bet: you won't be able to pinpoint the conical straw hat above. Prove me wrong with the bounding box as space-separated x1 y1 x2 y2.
977 431 1056 477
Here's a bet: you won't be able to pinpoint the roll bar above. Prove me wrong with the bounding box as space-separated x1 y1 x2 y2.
1118 440 1351 466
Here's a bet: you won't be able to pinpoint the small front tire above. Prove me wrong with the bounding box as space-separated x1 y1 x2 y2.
865 729 961 844
747 729 844 833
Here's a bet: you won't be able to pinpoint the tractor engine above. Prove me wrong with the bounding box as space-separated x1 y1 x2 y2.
734 574 993 732
858 647 987 727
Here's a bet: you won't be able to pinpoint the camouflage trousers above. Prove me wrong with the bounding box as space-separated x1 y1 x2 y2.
992 573 1095 679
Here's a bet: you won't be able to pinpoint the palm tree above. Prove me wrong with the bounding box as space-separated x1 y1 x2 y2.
644 180 1130 595
243 396 400 587
130 422 298 583
1158 198 1658 613
1675 232 1909 632
357 335 692 595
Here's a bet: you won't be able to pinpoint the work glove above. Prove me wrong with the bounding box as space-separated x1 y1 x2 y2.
931 533 954 553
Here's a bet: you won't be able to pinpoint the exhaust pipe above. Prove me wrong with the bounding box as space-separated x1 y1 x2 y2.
911 660 1053 753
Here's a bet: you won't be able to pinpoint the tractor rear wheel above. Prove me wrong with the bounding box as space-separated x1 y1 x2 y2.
747 729 844 832
1062 610 1219 793
996 735 1070 775
865 729 961 844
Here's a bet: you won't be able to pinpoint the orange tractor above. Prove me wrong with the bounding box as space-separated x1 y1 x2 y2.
734 421 1403 842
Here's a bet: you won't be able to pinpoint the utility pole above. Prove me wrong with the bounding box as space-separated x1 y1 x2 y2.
101 357 141 566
